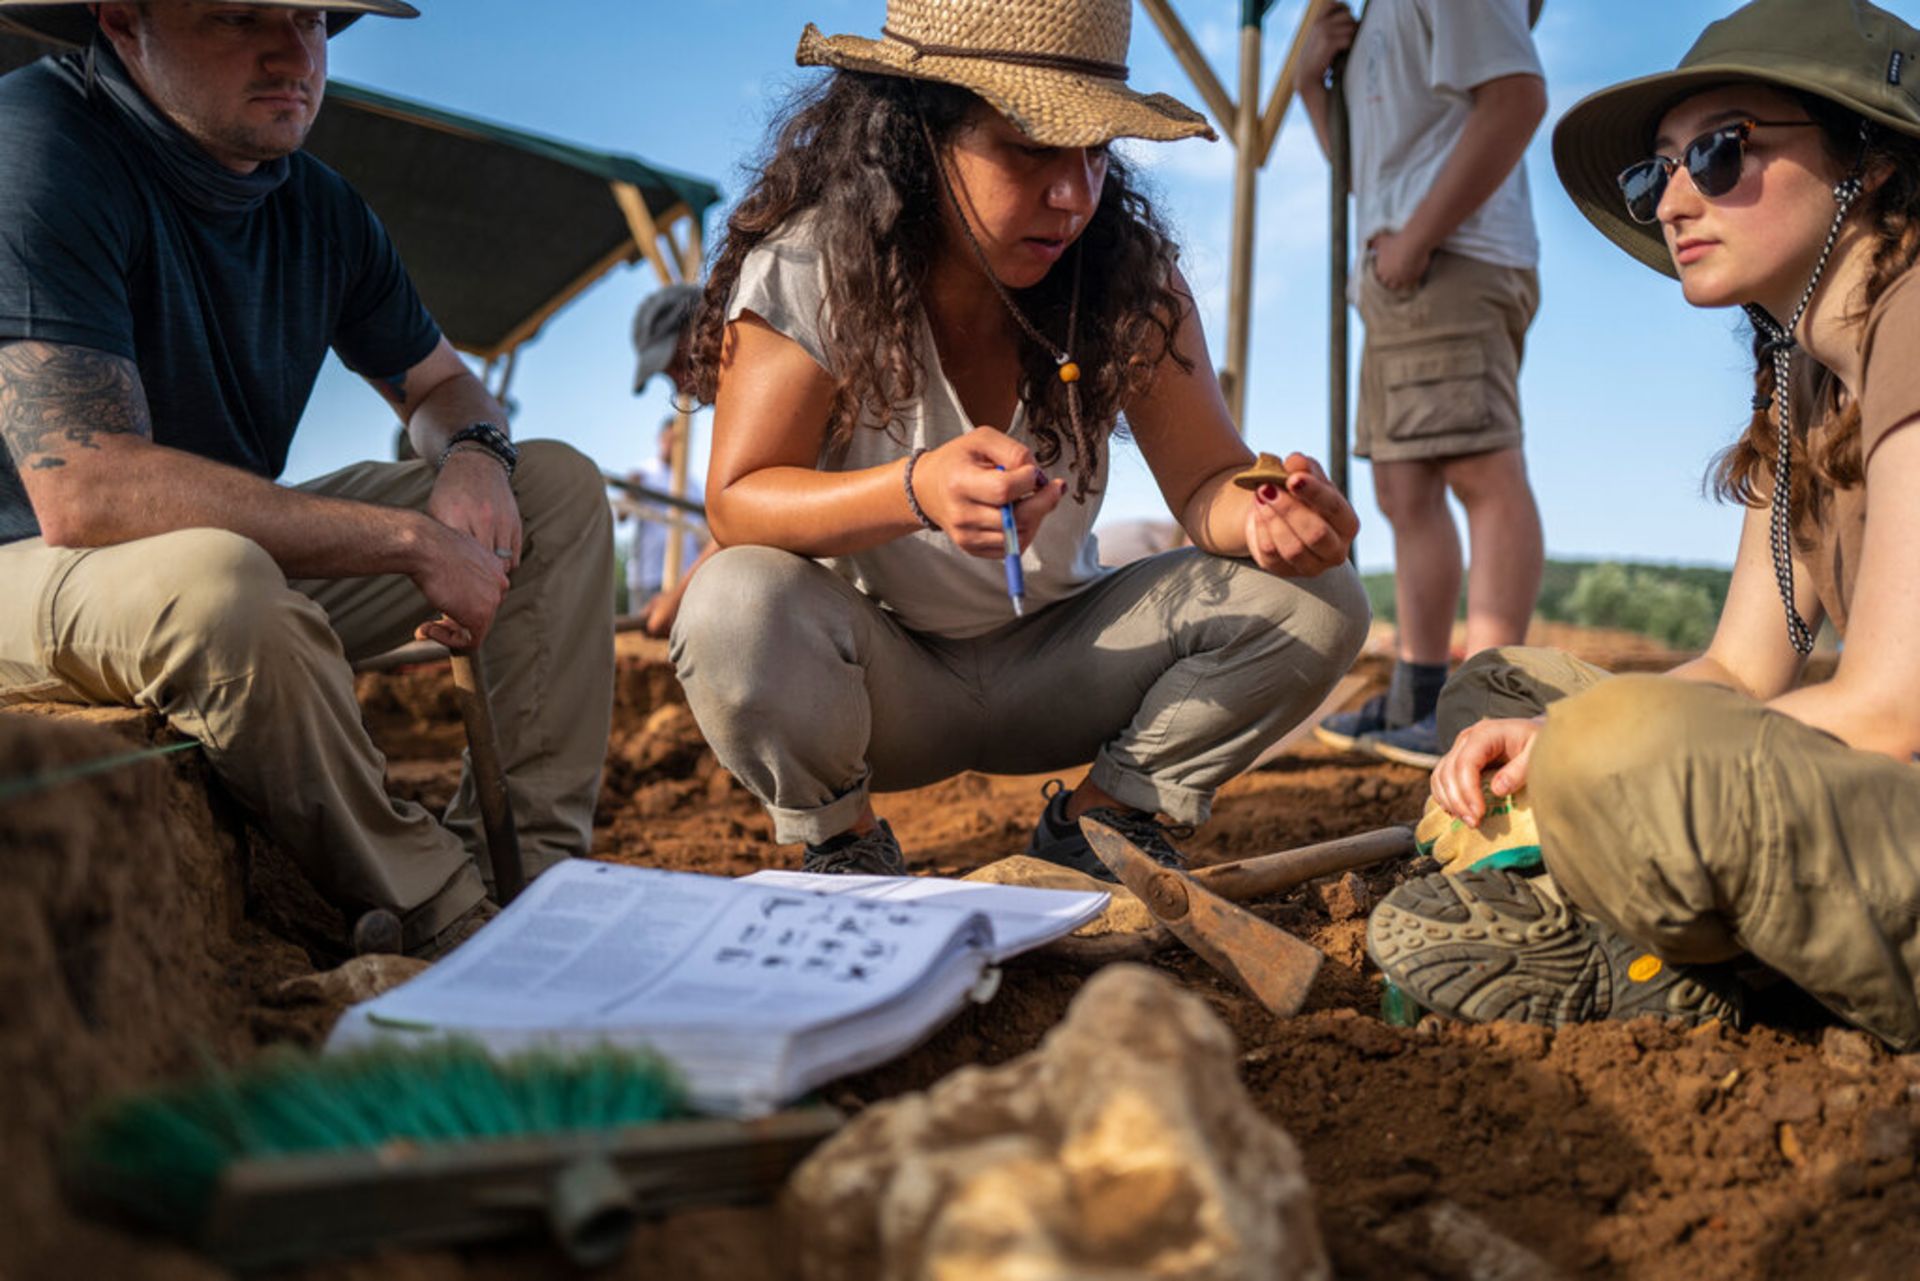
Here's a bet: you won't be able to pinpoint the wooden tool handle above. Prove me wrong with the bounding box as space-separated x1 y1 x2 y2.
448 650 525 904
1192 825 1415 903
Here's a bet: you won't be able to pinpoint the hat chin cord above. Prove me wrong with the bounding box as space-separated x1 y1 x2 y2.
1742 155 1866 658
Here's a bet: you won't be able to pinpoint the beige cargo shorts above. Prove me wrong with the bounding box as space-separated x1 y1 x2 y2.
1355 248 1539 463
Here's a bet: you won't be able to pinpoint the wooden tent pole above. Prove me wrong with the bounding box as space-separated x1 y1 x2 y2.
1222 14 1262 429
1329 50 1353 522
611 182 678 286
1257 0 1329 164
1136 0 1237 136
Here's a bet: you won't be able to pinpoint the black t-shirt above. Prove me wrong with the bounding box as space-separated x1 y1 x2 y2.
0 47 441 544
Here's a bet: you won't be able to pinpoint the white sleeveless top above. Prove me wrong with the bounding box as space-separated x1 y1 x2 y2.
726 218 1110 639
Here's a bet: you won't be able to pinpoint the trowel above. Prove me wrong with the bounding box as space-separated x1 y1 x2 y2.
1080 816 1325 1019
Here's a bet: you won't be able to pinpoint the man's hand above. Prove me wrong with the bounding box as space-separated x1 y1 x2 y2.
1243 453 1359 577
1299 1 1358 88
1431 716 1545 826
912 426 1067 557
407 515 512 650
428 450 523 570
1369 229 1435 292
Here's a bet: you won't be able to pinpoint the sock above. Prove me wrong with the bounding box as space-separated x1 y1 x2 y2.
1385 660 1449 728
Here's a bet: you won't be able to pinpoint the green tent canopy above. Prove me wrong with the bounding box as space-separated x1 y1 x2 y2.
0 28 721 361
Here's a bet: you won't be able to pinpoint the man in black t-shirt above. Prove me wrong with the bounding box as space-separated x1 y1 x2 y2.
0 1 614 958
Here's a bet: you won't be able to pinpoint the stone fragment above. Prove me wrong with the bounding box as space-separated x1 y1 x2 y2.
269 954 429 1006
964 856 1164 942
1862 1107 1914 1164
1820 1027 1879 1077
1315 872 1372 921
784 965 1330 1281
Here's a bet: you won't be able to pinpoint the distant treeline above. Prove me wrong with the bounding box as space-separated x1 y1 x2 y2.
1361 560 1734 650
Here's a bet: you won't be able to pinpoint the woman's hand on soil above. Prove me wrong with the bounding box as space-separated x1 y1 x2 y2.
1244 454 1359 577
1432 716 1545 825
916 426 1066 557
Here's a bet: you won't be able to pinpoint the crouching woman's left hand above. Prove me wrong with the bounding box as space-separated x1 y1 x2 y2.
1244 454 1358 577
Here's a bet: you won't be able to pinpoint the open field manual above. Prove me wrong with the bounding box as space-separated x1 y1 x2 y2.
327 860 1108 1115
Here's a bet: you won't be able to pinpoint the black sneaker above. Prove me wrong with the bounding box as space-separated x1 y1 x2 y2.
1313 693 1391 751
1367 869 1746 1029
803 819 909 876
1025 779 1190 883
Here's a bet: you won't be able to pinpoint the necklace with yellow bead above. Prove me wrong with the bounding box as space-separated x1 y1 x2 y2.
923 117 1087 446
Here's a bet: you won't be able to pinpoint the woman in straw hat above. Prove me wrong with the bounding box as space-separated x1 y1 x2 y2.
673 0 1369 878
1367 0 1920 1047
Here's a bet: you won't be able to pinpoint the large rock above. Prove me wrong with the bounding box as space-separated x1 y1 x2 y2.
784 965 1330 1281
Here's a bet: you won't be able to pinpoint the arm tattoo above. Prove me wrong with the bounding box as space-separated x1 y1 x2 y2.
377 371 407 407
0 342 151 472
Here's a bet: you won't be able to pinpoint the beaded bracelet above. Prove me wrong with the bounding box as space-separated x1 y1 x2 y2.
439 441 513 477
903 447 940 532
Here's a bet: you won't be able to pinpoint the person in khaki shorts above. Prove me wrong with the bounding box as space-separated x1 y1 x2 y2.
1298 0 1549 768
1367 0 1920 1050
0 0 613 958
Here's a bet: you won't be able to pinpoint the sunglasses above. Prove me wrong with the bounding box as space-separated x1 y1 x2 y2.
1617 118 1823 224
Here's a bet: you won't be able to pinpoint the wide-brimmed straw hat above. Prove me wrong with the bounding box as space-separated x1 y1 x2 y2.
1553 0 1920 278
796 0 1215 148
0 0 417 47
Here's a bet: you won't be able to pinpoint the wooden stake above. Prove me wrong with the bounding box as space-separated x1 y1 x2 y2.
448 650 524 904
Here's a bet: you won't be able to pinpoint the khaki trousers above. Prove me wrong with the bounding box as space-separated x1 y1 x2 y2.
1444 646 1920 1049
0 440 614 947
670 546 1371 844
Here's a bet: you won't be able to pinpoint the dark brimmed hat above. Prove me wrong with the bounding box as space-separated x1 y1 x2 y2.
0 0 417 47
796 0 1214 148
1553 0 1920 278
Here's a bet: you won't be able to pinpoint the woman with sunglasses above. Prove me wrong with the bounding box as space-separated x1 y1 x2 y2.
1366 0 1920 1047
669 0 1368 879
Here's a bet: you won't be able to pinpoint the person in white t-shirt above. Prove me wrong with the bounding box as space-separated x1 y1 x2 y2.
1298 0 1549 769
624 417 705 608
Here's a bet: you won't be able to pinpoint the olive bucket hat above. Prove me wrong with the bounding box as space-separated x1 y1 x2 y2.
1553 0 1920 279
0 0 418 47
796 0 1214 148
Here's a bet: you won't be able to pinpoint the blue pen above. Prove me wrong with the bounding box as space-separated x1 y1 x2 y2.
995 466 1026 617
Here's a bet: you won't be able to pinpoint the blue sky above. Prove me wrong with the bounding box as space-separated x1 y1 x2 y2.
289 0 1886 571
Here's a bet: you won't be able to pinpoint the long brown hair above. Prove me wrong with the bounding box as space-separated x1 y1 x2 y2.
1711 95 1920 535
689 70 1193 499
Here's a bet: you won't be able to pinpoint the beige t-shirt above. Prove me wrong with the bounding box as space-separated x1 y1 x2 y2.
725 219 1110 639
1800 269 1920 637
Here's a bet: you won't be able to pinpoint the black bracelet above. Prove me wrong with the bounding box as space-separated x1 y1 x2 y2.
903 448 939 531
439 422 518 476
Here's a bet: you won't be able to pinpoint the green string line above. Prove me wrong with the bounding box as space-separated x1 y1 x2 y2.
0 738 202 805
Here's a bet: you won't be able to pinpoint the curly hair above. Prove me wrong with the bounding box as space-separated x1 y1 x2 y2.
1711 94 1920 538
689 70 1194 500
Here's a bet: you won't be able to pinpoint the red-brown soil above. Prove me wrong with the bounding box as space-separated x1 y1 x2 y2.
2 622 1905 1280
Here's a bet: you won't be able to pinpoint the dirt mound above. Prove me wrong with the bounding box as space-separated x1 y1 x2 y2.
0 706 312 1279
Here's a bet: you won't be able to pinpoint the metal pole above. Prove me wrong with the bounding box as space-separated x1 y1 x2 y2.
1223 16 1263 429
1328 53 1353 523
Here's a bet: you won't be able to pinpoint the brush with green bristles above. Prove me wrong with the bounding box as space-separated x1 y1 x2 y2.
63 1041 841 1270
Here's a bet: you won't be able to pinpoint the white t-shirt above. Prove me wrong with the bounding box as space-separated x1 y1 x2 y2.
726 217 1110 639
1348 0 1543 270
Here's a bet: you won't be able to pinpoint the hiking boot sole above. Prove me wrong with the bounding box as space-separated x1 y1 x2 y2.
1367 869 1744 1029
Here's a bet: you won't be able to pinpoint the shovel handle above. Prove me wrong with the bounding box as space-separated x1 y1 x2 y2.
448 650 525 904
1193 825 1414 902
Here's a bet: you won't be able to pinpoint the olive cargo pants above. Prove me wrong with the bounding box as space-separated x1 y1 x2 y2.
1442 646 1920 1049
